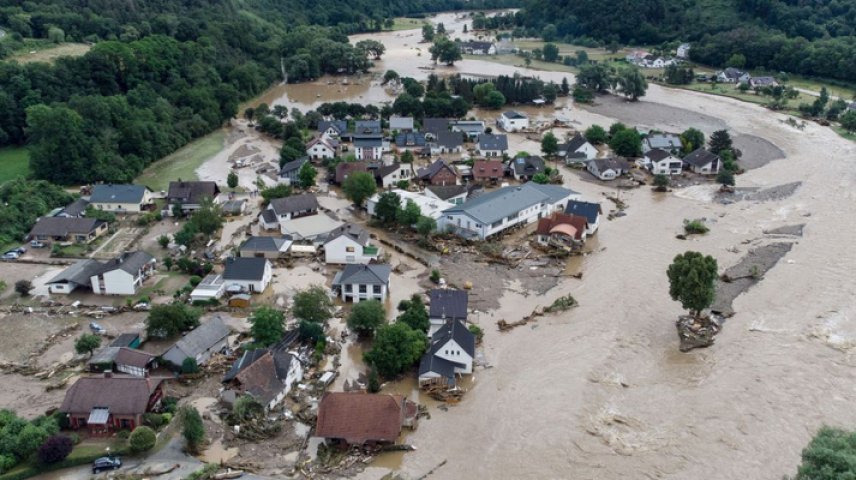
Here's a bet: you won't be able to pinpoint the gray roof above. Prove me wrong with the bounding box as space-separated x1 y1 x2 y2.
644 133 683 150
683 148 720 168
30 217 105 237
280 157 309 175
434 131 463 149
110 333 140 348
223 257 269 281
260 208 277 224
269 193 319 216
564 133 590 153
99 251 155 275
645 148 674 162
418 352 461 379
426 184 468 201
511 156 546 176
325 223 370 246
751 76 777 86
431 319 475 357
170 316 231 359
222 199 246 214
422 118 450 136
240 236 291 253
375 162 406 180
478 134 508 151
429 289 468 320
90 184 149 204
332 264 391 286
417 159 455 180
354 120 381 134
451 121 485 134
60 198 90 217
564 200 602 224
589 157 631 172
47 259 103 286
167 181 220 204
502 111 527 120
461 41 494 51
318 120 348 134
442 183 576 225
395 132 426 147
354 135 383 148
390 116 414 131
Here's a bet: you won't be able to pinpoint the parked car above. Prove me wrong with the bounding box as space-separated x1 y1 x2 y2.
30 240 47 248
14 246 26 254
92 456 121 474
133 302 151 311
3 251 19 260
89 322 107 335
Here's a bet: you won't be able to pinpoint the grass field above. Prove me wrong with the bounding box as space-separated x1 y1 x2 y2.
0 146 29 184
465 53 580 75
136 130 226 191
9 42 91 64
387 17 427 31
785 76 856 100
673 82 815 111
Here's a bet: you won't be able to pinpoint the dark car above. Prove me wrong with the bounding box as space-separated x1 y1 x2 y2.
92 456 121 474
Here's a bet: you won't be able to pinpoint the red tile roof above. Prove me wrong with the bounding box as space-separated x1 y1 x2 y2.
315 393 405 444
472 160 504 180
535 213 588 240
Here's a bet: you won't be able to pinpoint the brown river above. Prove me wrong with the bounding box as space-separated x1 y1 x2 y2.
199 11 856 479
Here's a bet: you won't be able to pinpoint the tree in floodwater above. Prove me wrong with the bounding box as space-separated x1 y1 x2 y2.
667 251 718 318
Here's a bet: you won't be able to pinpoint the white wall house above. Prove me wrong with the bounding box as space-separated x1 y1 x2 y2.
586 158 630 181
683 149 721 175
89 185 153 213
477 134 508 157
332 264 391 303
90 252 156 295
306 138 337 160
367 189 454 221
323 224 380 265
561 134 598 162
439 183 579 240
376 163 414 188
644 149 684 175
418 320 476 388
354 137 383 160
223 258 273 294
497 111 529 132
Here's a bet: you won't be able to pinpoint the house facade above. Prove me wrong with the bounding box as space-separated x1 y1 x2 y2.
429 131 464 155
460 41 496 55
472 160 504 184
560 133 598 161
89 184 153 213
223 257 273 293
268 193 319 222
418 320 476 388
162 316 231 367
354 136 383 160
90 251 156 295
417 159 458 186
323 223 380 264
683 148 721 174
497 111 529 132
167 181 221 213
29 217 108 244
586 158 630 180
60 375 164 434
564 200 602 235
644 149 684 175
477 134 509 157
306 138 338 160
375 163 414 188
439 183 579 240
332 264 391 303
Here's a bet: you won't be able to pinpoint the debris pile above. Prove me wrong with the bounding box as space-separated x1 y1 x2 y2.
675 315 720 352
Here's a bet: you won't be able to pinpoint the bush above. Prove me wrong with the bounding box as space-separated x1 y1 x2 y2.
180 406 205 454
429 269 441 284
298 320 325 343
14 280 32 296
37 436 73 464
128 426 156 453
468 324 484 342
143 413 165 430
189 275 202 287
161 397 178 414
683 219 709 235
793 426 856 479
346 300 386 337
116 429 131 440
181 357 199 374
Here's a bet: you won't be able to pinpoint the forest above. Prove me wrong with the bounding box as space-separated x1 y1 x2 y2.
519 0 856 83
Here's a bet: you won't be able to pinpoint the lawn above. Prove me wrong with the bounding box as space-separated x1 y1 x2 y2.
464 53 580 75
136 130 226 192
671 82 815 111
0 146 29 184
9 42 91 64
775 75 855 100
833 126 856 142
512 39 627 63
387 17 427 31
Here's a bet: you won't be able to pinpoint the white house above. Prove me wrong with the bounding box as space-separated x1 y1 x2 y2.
560 133 598 162
677 43 691 59
323 223 381 265
90 252 156 295
354 136 383 160
497 111 529 132
564 200 602 236
643 149 684 175
190 274 226 303
375 163 414 188
268 193 319 222
306 137 338 160
424 185 468 205
166 181 221 214
239 236 293 259
450 120 485 139
223 257 272 294
46 259 107 295
477 133 509 157
683 148 721 175
89 185 153 213
318 120 348 140
586 158 631 180
418 320 476 388
717 68 750 84
332 264 391 303
162 316 231 368
439 183 579 240
367 189 454 221
429 131 464 155
460 41 496 55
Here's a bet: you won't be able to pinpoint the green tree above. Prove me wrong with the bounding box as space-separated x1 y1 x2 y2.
243 108 255 125
180 406 205 454
576 63 613 93
250 306 285 347
227 171 238 189
584 125 607 144
182 358 199 374
26 104 94 185
708 129 733 155
542 43 560 62
342 171 377 207
541 131 559 157
363 322 427 378
667 251 718 318
429 38 462 66
616 66 648 101
793 426 856 480
532 173 550 184
298 162 317 189
422 24 435 42
158 235 170 249
355 39 385 59
653 174 670 192
681 128 705 154
396 199 421 226
189 196 223 236
293 285 334 323
396 294 429 333
415 216 437 236
347 300 386 336
383 70 399 85
146 304 201 338
374 191 402 225
840 110 856 132
74 334 101 357
129 426 156 453
541 24 557 42
726 53 746 69
716 170 735 187
609 128 642 157
298 320 325 343
15 280 32 296
485 90 506 109
400 150 414 163
561 77 571 96
261 184 292 204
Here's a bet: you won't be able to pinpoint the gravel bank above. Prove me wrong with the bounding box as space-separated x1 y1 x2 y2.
711 242 794 316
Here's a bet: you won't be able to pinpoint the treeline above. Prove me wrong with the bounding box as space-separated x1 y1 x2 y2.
448 74 563 106
518 0 856 83
0 179 74 247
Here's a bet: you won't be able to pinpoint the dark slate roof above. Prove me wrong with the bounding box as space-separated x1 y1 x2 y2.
645 148 674 162
114 347 156 368
422 118 450 136
451 121 485 133
683 148 720 168
430 319 475 357
589 157 631 172
260 208 278 224
47 259 103 286
354 120 381 135
325 223 370 246
565 133 590 153
332 264 391 286
417 159 454 180
59 198 90 217
90 184 149 204
434 130 463 149
170 316 231 359
318 120 348 134
462 41 494 51
223 257 269 281
429 289 468 321
99 251 154 275
110 333 140 348
167 181 220 204
511 156 546 176
222 348 268 382
375 162 406 180
644 133 683 150
478 134 508 151
280 157 309 175
60 376 163 415
269 193 319 216
30 217 105 237
502 111 527 120
426 184 468 201
564 200 602 224
394 132 426 147
418 352 459 378
354 135 383 147
240 236 291 252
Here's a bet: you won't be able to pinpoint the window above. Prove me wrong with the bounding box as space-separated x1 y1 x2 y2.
344 285 352 293
373 285 381 294
359 285 367 293
345 246 355 253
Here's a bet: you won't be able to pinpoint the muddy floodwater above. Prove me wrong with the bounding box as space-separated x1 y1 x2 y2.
183 10 856 480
